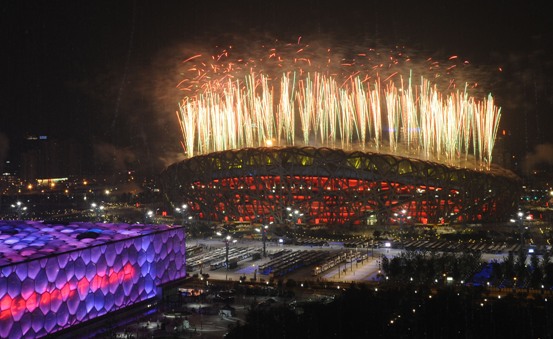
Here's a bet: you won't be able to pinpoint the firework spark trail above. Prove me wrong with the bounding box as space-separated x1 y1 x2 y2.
486 94 502 164
443 95 456 160
401 73 419 150
279 73 295 145
327 76 340 145
297 74 314 145
385 82 400 151
177 100 194 155
369 80 382 150
316 75 329 146
263 75 276 143
175 41 502 169
462 89 474 162
418 78 433 158
353 77 369 147
431 87 443 160
453 88 468 159
339 87 354 147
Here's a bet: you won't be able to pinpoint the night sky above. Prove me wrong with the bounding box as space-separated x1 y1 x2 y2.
1 1 552 176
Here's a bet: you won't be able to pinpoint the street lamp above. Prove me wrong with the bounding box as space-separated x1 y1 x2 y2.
292 209 303 223
225 235 232 273
11 201 27 220
216 232 237 280
510 211 527 256
90 202 104 221
256 224 270 257
144 210 154 225
287 207 304 241
394 209 410 249
175 204 189 225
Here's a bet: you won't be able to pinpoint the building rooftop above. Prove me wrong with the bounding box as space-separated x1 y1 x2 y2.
0 220 181 267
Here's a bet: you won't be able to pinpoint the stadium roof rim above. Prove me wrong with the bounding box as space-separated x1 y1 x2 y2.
172 146 520 181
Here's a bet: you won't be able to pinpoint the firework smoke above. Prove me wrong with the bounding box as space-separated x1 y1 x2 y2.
93 142 137 172
522 143 553 175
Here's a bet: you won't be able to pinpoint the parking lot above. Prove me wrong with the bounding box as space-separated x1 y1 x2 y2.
187 238 385 283
186 235 518 285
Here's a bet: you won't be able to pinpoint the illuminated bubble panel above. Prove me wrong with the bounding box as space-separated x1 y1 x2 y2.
0 221 186 338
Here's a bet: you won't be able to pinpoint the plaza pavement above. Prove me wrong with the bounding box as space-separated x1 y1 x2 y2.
191 237 393 284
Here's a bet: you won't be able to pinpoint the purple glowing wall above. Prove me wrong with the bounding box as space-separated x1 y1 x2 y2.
0 224 186 338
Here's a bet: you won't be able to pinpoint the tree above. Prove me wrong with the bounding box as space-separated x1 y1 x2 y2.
381 255 390 274
504 251 515 279
544 263 553 287
529 252 542 288
515 250 528 281
542 247 551 271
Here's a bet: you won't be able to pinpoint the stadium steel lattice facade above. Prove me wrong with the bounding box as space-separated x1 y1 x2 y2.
160 146 521 227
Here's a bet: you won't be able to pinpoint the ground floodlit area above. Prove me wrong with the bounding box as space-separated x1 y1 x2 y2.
0 221 186 338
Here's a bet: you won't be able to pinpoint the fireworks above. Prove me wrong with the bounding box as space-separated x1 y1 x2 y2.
175 39 501 169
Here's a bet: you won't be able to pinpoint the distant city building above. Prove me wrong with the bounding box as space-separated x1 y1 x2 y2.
20 135 85 180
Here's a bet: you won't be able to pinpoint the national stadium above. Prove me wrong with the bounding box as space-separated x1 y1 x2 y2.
159 41 522 227
160 146 520 226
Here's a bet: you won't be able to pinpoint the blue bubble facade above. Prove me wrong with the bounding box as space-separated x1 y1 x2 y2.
0 221 186 338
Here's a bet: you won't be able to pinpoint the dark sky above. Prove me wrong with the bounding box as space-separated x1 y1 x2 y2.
1 0 552 175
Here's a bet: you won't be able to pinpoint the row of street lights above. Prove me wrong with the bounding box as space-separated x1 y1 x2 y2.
90 202 105 221
209 215 274 281
391 209 532 255
175 204 190 225
286 207 303 226
394 209 411 248
511 210 531 256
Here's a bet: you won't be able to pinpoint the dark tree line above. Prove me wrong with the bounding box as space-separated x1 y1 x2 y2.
380 250 482 285
225 249 553 338
225 283 553 338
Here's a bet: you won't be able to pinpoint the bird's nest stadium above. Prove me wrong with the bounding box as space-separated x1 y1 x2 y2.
159 146 521 227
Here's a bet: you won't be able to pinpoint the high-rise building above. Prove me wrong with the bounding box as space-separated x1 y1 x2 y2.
20 135 85 180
